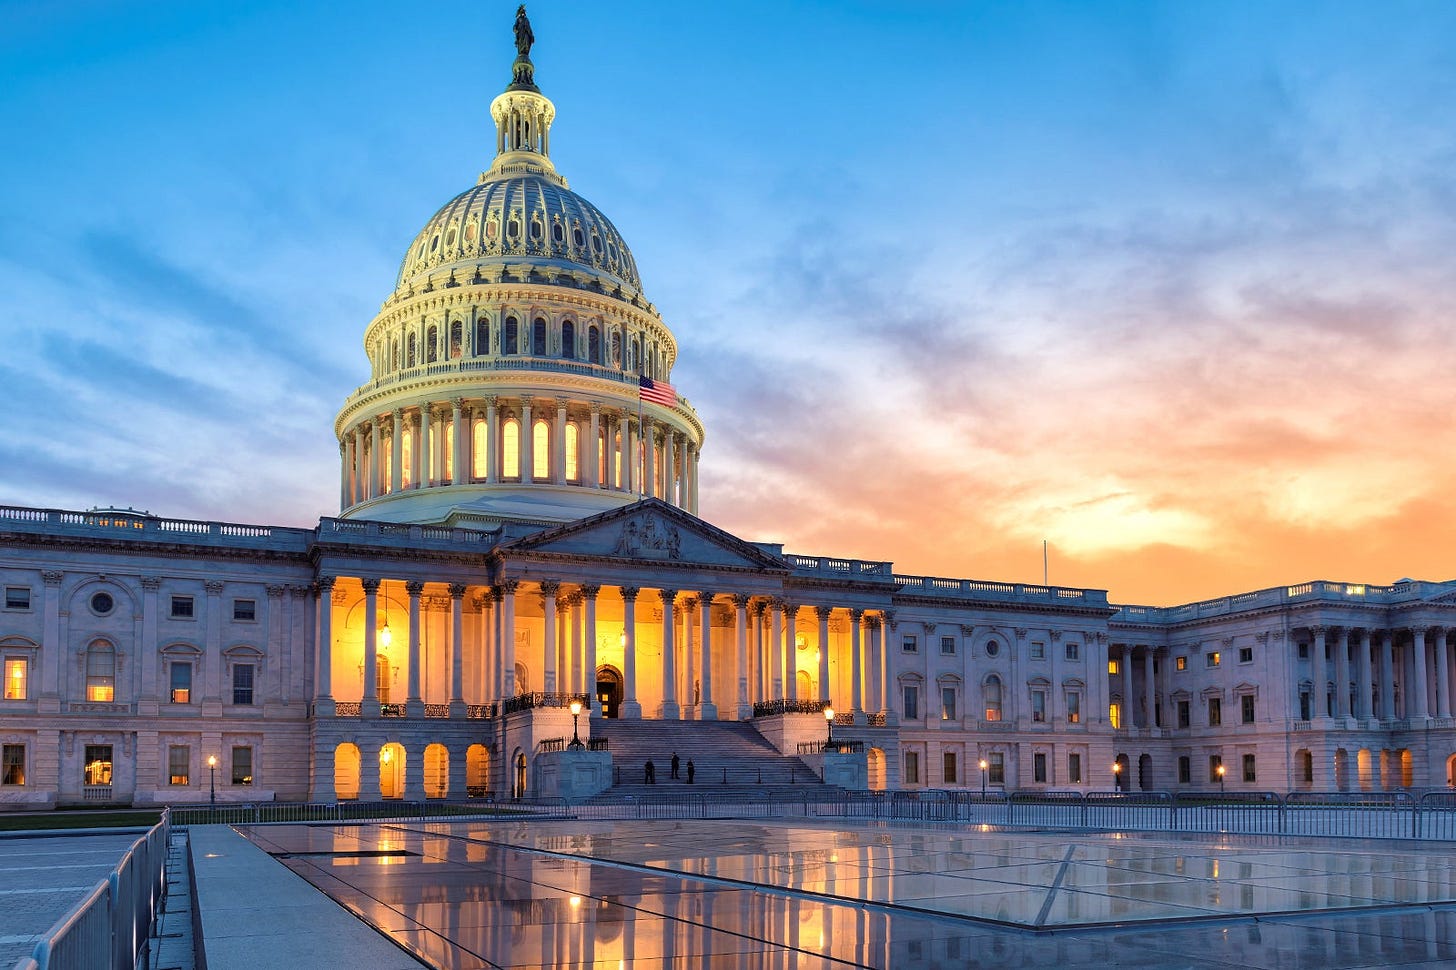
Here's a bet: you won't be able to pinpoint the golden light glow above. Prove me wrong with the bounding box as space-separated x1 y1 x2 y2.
87 685 114 702
566 423 579 481
533 419 549 480
379 625 393 648
473 420 488 478
503 419 520 478
444 423 455 480
207 755 217 767
824 706 835 721
4 659 25 700
381 747 392 764
978 759 988 771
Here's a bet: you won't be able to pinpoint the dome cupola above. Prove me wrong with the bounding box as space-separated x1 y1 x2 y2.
334 7 704 530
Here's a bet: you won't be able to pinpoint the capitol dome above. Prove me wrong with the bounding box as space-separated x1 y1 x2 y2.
332 20 703 530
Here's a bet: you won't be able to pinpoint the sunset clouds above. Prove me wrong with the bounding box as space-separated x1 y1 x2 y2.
3 2 1455 605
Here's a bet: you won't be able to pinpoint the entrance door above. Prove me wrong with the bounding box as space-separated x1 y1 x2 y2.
596 667 623 719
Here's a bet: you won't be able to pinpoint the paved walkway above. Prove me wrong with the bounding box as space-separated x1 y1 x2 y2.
189 825 426 970
0 830 146 969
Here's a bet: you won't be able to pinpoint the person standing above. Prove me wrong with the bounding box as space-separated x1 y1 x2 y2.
645 760 655 784
686 760 695 785
670 753 681 780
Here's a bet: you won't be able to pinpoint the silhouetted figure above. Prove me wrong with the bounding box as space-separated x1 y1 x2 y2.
686 760 695 785
645 759 655 784
670 753 680 779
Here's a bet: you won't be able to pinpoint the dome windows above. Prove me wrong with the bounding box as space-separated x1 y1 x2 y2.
464 220 478 244
430 234 440 252
406 333 417 369
90 591 114 616
426 325 439 363
503 317 519 355
532 318 547 356
551 222 564 243
573 225 584 248
445 226 457 248
588 325 601 365
502 419 521 479
486 216 499 239
561 321 575 359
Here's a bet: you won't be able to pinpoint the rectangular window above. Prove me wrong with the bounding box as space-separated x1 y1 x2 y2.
84 745 113 786
1206 652 1220 668
231 746 253 786
940 636 955 656
1065 691 1080 724
1239 646 1253 664
988 752 1005 785
1301 751 1314 783
168 745 189 786
1209 754 1223 784
3 587 30 611
941 686 957 721
1175 656 1187 671
902 685 919 721
1030 641 1045 660
1242 753 1256 783
1033 752 1047 784
1300 692 1311 721
232 599 256 622
232 664 255 706
1178 756 1191 784
942 751 957 785
4 658 26 701
1241 694 1255 723
902 635 918 654
1065 642 1080 661
1031 689 1046 723
1208 697 1222 726
2 744 24 785
169 662 192 704
1298 642 1309 659
1108 659 1120 675
170 595 194 619
1109 702 1121 729
1067 752 1082 783
904 751 919 785
1178 699 1190 728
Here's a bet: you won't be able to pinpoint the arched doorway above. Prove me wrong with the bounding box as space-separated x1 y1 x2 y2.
334 743 360 800
867 747 886 791
379 742 405 799
1357 748 1373 791
1445 753 1456 787
797 670 814 700
1114 753 1130 791
596 666 623 719
467 744 490 798
1400 749 1414 788
424 744 449 799
1137 753 1153 791
513 751 528 799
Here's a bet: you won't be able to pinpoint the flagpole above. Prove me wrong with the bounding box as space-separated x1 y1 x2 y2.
1043 540 1048 586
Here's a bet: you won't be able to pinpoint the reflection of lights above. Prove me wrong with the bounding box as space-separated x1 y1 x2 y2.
569 895 581 908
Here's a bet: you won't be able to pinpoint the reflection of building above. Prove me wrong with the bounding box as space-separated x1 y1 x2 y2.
3 16 1456 808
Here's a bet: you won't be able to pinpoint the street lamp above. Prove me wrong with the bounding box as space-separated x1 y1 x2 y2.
1112 760 1122 791
569 699 584 749
824 706 835 750
978 758 988 795
207 754 217 806
1217 762 1226 794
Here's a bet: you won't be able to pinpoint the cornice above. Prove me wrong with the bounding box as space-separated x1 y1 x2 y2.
889 591 1118 620
0 532 312 566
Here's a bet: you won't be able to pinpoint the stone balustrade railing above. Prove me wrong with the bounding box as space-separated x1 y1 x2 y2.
1112 578 1456 625
892 574 1110 608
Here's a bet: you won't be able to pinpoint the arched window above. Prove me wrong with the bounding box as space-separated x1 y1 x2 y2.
504 317 518 355
426 325 439 363
449 321 463 359
561 321 575 359
532 419 549 480
443 423 455 482
474 319 489 356
502 419 520 479
401 428 413 488
532 317 547 356
472 420 488 479
983 675 1003 722
611 331 622 366
381 440 391 491
598 429 607 485
407 333 417 368
613 432 623 487
565 424 579 481
86 641 116 702
588 325 601 364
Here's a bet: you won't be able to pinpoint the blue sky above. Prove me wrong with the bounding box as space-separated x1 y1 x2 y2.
5 1 1456 604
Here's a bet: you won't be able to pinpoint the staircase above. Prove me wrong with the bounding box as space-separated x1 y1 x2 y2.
586 718 842 800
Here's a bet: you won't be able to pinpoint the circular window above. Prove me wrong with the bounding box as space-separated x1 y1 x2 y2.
985 640 1000 657
90 591 114 616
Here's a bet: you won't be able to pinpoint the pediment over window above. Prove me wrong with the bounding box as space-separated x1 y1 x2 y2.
500 498 789 572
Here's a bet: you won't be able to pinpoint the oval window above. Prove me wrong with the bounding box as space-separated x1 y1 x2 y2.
464 222 477 242
507 220 520 237
985 640 1000 657
91 591 114 616
530 221 542 239
430 234 439 252
551 223 564 242
573 227 584 247
445 226 457 247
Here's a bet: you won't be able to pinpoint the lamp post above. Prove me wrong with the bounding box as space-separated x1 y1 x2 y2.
1112 760 1121 792
1217 762 1226 794
569 699 584 749
207 754 217 806
978 758 988 795
824 706 835 750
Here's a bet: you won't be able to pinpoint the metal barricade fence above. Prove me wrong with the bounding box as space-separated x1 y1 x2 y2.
1085 791 1172 830
1172 792 1283 834
1284 791 1415 839
1010 790 1084 828
1418 791 1456 840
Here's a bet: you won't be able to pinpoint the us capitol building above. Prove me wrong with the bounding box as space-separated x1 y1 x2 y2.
3 16 1455 809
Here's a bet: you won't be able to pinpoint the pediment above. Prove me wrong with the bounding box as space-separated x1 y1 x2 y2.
500 498 788 572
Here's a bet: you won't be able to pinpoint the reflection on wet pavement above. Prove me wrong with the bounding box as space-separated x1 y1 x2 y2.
241 819 1456 969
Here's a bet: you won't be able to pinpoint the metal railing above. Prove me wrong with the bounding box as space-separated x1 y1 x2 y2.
26 809 169 970
501 692 590 716
796 740 865 754
752 698 827 717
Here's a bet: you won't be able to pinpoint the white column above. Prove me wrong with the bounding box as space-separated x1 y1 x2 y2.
589 404 602 488
1356 629 1373 720
390 410 403 493
583 585 600 717
816 607 832 705
361 578 380 715
352 427 366 503
410 412 422 488
569 593 583 695
1143 646 1157 728
451 398 465 485
621 587 641 718
521 398 534 481
1122 646 1134 728
682 595 697 717
769 601 784 701
871 615 886 714
783 603 798 702
660 589 679 719
734 593 751 719
1438 628 1452 720
314 577 334 705
554 401 568 485
368 420 382 498
501 580 518 698
699 593 717 720
1380 631 1395 720
477 592 492 703
449 584 465 714
1333 627 1351 718
665 433 678 506
541 581 559 694
338 441 348 510
1311 627 1327 719
485 396 500 483
850 608 864 718
1412 627 1430 719
643 421 657 498
419 403 433 488
406 581 423 715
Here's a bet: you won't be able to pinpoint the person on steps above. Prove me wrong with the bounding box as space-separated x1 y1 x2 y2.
686 759 695 785
670 753 681 779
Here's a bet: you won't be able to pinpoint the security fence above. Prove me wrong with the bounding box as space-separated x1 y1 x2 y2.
22 809 169 970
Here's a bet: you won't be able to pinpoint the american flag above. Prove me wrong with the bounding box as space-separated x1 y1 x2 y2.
638 376 676 407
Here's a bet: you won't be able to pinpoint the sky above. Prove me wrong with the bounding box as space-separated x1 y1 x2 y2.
3 1 1456 606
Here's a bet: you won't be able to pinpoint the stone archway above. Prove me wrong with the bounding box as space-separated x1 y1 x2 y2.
379 742 405 799
424 743 449 799
467 744 490 798
334 743 360 800
1445 753 1456 787
596 665 623 719
867 747 887 791
513 750 528 799
1115 753 1130 791
1137 753 1153 791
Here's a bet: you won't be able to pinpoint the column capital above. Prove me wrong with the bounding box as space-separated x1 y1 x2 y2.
680 595 698 611
140 576 162 591
698 590 715 604
732 593 751 609
1309 624 1327 637
448 583 467 600
781 601 800 615
266 585 285 599
620 586 640 602
314 575 336 594
451 397 465 411
1418 625 1437 638
484 394 499 407
590 402 602 415
579 583 601 600
850 608 865 622
865 615 882 630
360 578 381 594
500 578 520 594
815 605 833 621
405 580 424 596
1013 627 1028 639
752 600 767 618
660 589 679 606
203 580 225 596
539 580 561 596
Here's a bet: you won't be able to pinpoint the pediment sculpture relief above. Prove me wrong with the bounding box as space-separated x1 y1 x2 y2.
612 513 682 561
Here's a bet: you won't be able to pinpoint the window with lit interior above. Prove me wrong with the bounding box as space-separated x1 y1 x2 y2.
85 642 115 702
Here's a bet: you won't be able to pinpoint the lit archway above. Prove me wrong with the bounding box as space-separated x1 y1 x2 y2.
379 742 405 799
424 743 449 799
467 744 491 798
1357 748 1373 791
334 743 360 800
867 747 886 791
